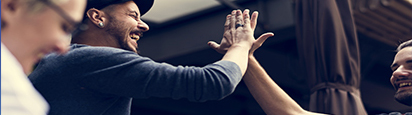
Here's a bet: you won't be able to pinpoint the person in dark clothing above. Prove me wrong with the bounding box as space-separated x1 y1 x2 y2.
28 0 272 114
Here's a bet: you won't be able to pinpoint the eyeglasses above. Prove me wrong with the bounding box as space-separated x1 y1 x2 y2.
38 0 87 36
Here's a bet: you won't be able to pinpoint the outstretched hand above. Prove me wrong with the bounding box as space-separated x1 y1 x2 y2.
208 9 274 55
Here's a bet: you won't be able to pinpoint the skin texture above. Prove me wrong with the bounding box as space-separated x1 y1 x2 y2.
1 0 86 74
391 46 412 106
208 9 273 74
102 2 149 53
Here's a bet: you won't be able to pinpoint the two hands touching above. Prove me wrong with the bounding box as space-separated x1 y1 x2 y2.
206 10 322 115
208 9 274 55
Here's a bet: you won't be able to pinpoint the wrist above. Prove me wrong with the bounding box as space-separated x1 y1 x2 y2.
248 54 255 59
231 42 252 50
248 50 255 56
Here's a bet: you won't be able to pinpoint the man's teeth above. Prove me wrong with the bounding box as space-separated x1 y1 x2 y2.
399 83 412 87
130 34 139 40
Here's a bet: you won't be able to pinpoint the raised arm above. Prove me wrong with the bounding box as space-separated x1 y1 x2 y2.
216 9 255 76
244 55 324 115
209 9 325 115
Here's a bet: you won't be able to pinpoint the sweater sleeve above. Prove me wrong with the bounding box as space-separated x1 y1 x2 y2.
74 46 242 102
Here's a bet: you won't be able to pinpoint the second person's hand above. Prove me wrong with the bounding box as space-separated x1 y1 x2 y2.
208 9 274 55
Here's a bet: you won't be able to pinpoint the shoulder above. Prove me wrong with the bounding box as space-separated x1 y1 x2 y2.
68 44 133 56
1 43 26 78
42 44 149 65
60 44 141 59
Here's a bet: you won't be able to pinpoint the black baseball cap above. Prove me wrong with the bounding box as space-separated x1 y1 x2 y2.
84 0 154 20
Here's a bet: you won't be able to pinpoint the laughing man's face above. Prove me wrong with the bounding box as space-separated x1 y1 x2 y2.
391 46 412 106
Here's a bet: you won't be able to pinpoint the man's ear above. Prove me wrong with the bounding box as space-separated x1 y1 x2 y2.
1 0 20 28
86 8 106 28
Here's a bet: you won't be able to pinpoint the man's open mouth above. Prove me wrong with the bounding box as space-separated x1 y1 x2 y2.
130 33 140 41
399 82 412 88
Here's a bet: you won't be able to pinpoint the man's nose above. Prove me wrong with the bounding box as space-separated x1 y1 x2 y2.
137 20 149 32
393 66 412 79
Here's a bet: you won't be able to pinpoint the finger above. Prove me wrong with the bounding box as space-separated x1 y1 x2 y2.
230 10 236 30
208 41 221 50
250 11 258 30
224 14 231 32
255 32 274 45
243 9 251 29
236 9 244 29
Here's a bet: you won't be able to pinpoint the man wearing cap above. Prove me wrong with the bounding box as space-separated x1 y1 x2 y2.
28 0 269 114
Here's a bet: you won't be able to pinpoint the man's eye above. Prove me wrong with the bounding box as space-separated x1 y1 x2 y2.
62 24 70 34
392 67 397 72
130 14 137 18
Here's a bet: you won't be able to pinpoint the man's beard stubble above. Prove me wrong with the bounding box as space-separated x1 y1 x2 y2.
104 16 140 54
394 90 412 106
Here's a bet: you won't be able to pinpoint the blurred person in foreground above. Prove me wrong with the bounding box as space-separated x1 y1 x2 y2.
1 0 86 114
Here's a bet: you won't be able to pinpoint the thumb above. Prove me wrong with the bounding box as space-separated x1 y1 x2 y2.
255 32 274 45
208 41 220 50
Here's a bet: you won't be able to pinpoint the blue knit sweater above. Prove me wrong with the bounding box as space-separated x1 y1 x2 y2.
28 44 242 115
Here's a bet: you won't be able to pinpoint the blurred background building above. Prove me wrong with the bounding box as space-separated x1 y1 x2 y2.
132 0 412 114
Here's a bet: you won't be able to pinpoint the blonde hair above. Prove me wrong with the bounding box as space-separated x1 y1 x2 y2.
25 0 68 13
1 0 68 29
